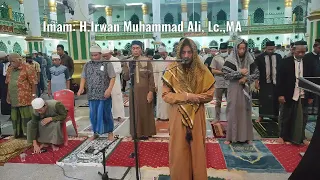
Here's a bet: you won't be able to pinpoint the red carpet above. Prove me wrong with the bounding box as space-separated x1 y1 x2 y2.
8 140 84 164
106 141 227 169
266 144 308 172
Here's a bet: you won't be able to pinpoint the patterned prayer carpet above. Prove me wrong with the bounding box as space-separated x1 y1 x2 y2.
211 122 227 138
252 120 279 138
0 138 31 166
8 137 86 165
78 118 126 136
265 144 307 172
57 137 121 166
106 141 227 169
306 121 316 133
219 140 285 173
157 175 225 180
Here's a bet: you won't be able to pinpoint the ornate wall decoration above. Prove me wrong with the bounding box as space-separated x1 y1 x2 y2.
253 8 264 23
12 42 22 54
0 41 8 53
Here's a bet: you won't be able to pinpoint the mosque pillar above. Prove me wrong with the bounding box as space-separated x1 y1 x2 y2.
229 0 238 35
201 0 208 28
24 0 43 54
105 6 112 24
19 0 24 14
142 4 150 49
307 1 320 51
181 0 188 29
65 0 92 84
152 0 161 44
241 0 250 26
284 0 292 24
48 0 57 22
8 5 13 20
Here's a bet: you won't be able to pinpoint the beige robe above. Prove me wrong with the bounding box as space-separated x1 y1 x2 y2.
123 56 156 137
162 84 214 180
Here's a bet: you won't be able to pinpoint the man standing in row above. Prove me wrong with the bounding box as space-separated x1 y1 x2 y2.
162 38 215 180
255 41 282 122
210 43 229 123
122 40 156 140
277 41 313 145
0 51 10 117
101 48 125 121
78 45 116 140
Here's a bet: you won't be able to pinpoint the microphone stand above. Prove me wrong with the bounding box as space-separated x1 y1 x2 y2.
129 61 140 180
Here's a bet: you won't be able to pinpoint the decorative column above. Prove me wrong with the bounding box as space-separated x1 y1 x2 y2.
152 0 161 44
307 1 320 51
19 0 24 14
8 5 13 20
201 0 207 28
105 6 112 24
48 0 57 22
24 0 43 54
229 0 239 35
142 4 150 49
181 0 188 29
284 0 292 24
241 0 250 26
65 0 92 84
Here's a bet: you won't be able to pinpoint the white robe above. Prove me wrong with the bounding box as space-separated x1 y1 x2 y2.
154 57 173 119
110 56 125 119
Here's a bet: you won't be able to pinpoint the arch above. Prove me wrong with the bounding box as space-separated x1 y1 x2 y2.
261 38 270 49
164 13 174 24
209 40 218 48
253 8 264 23
0 2 9 19
13 42 22 54
293 6 303 22
207 11 212 22
97 16 107 24
189 12 201 22
248 39 255 49
0 41 8 53
217 10 227 25
130 14 139 25
124 43 131 51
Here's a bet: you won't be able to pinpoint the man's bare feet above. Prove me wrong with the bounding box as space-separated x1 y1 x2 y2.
89 134 99 141
108 133 114 141
255 117 262 123
303 139 310 146
52 144 59 151
224 141 231 145
246 140 252 144
285 141 292 144
213 120 220 125
40 143 49 149
277 138 284 144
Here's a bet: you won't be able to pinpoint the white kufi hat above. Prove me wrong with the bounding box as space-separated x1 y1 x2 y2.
31 98 45 110
158 46 167 53
0 51 7 58
101 48 112 54
32 50 38 54
90 45 102 53
51 54 60 59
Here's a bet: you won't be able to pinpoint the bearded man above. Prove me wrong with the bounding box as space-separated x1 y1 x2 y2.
222 39 260 144
162 38 215 180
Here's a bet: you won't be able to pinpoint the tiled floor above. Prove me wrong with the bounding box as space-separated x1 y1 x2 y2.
0 94 296 180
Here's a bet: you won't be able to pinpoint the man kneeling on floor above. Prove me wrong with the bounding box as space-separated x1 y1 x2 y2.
27 98 67 153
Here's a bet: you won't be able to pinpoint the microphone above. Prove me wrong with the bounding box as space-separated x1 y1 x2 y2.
181 58 189 64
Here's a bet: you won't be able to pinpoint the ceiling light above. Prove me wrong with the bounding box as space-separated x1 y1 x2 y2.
125 3 144 6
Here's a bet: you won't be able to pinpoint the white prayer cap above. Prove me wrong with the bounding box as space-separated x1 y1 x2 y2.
51 54 60 59
31 98 45 110
101 48 112 54
158 46 167 53
90 45 101 53
32 50 38 54
0 51 7 58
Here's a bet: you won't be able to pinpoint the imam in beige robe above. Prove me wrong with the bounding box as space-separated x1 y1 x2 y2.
123 55 156 137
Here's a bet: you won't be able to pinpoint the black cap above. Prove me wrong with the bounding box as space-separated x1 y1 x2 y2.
146 49 154 56
294 41 307 46
219 43 228 50
315 39 320 44
266 41 275 46
276 44 281 48
228 45 233 48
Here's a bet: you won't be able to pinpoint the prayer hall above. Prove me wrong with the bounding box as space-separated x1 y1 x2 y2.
1 0 320 179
